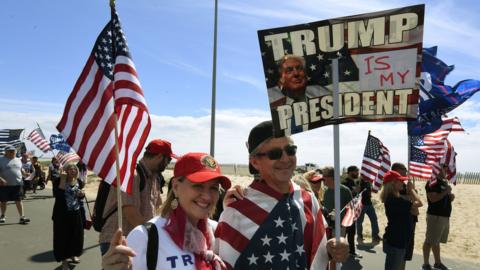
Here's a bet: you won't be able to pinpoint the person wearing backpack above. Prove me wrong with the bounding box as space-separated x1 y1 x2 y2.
98 139 175 255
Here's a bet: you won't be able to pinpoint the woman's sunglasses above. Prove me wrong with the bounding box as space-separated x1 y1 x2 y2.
255 144 297 160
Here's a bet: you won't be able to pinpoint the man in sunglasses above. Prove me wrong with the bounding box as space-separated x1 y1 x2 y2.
268 54 329 108
98 139 175 255
216 120 348 269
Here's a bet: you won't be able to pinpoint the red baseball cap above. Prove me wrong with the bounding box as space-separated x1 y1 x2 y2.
145 139 177 158
306 173 323 183
383 170 408 185
173 152 231 190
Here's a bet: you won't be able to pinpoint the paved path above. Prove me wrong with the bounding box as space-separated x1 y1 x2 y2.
0 188 478 269
0 188 101 270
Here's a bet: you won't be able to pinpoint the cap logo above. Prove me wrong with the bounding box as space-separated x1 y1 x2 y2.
201 155 217 170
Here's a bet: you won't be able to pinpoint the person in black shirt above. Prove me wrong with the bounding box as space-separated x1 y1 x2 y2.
380 170 422 270
421 165 455 270
356 175 381 243
343 165 362 259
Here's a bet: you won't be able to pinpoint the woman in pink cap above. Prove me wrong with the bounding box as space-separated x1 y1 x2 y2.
380 170 422 270
102 152 231 270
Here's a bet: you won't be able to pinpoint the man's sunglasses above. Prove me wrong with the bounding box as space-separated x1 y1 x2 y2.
255 144 297 160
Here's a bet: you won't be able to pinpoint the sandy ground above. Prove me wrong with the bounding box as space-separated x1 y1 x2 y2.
83 170 480 264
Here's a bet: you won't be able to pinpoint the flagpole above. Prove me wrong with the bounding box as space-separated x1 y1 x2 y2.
332 57 342 270
36 122 56 158
408 135 414 186
209 0 218 157
110 0 124 230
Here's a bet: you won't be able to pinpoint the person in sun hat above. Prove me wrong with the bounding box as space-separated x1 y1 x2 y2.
99 139 176 256
102 152 231 270
380 170 422 270
214 120 348 269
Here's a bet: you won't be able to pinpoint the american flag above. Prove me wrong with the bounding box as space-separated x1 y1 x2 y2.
360 134 391 192
341 192 363 227
27 128 51 153
56 7 151 193
409 117 463 185
215 181 328 270
56 151 80 166
0 129 24 155
442 139 457 185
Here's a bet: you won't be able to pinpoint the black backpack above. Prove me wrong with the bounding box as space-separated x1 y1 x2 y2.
92 164 154 232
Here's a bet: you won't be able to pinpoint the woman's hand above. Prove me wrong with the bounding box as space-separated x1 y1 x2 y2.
102 229 135 270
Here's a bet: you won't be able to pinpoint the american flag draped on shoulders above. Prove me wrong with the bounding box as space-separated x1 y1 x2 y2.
360 134 391 192
215 181 328 270
27 128 52 153
341 191 363 227
56 6 151 193
409 117 463 186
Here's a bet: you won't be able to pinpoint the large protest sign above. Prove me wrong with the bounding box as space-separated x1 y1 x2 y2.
258 4 424 135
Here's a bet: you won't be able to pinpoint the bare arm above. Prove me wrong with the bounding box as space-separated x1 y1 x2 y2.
122 205 145 228
426 185 451 203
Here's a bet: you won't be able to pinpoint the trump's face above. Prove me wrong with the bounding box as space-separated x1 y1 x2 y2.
280 58 306 93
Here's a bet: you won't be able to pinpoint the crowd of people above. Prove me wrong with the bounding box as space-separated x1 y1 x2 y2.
0 120 457 270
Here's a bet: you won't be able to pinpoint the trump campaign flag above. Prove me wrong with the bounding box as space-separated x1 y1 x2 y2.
56 6 151 193
408 47 480 136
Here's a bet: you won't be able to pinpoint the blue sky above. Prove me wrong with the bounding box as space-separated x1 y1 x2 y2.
1 0 480 172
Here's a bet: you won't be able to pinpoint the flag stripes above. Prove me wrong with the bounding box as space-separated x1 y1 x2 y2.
409 117 463 184
0 129 24 155
27 128 52 153
56 151 80 166
360 134 391 192
56 9 150 193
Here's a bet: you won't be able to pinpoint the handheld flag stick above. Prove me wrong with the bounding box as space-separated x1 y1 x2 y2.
113 113 124 230
109 0 123 229
332 57 342 269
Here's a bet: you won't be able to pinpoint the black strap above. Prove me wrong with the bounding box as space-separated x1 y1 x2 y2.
137 163 146 192
144 222 158 270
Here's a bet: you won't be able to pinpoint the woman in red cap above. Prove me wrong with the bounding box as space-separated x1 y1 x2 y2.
380 170 422 270
102 152 231 270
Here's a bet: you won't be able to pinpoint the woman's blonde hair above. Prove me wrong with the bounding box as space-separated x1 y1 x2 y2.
292 174 312 192
160 177 218 218
60 163 79 185
380 182 399 203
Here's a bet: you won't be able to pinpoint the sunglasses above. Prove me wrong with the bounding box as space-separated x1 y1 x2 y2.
255 144 297 160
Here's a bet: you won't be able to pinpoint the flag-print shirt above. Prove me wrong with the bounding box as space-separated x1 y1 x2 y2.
215 180 328 270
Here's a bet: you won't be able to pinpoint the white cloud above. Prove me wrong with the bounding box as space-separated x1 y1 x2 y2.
2 103 479 172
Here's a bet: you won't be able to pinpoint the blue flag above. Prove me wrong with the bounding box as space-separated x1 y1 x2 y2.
49 134 71 152
408 47 480 135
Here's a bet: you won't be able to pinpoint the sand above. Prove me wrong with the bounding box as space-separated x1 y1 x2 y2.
83 171 480 264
